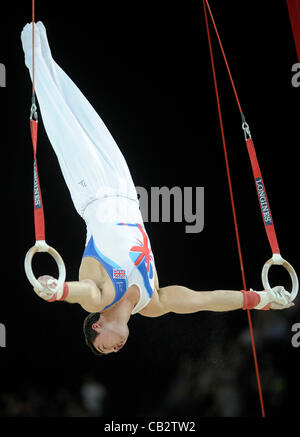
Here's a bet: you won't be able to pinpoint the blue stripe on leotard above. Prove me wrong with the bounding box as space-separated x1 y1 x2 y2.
82 236 128 311
117 223 154 299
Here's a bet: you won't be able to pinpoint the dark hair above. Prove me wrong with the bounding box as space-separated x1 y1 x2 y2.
83 312 105 357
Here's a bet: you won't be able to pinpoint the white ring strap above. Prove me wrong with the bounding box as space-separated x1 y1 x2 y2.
24 240 66 299
261 254 299 302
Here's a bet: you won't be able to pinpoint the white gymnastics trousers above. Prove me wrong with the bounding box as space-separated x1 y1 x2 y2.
21 22 142 223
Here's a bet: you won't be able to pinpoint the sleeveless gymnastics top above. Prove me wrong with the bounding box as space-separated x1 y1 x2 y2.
82 222 155 314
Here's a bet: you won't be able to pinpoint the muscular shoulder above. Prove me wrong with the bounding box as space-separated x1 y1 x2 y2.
79 257 115 312
138 289 168 317
79 257 105 286
138 266 165 317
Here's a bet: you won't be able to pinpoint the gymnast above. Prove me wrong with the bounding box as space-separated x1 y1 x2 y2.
21 22 294 356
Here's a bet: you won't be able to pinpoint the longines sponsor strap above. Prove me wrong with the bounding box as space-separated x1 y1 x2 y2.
30 99 45 242
24 3 66 299
242 121 279 255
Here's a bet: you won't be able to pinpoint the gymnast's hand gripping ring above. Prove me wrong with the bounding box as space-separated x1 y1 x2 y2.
24 240 66 299
261 254 298 302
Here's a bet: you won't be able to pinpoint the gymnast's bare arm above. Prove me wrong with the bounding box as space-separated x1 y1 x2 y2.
139 267 242 316
34 275 107 313
141 284 295 317
140 286 244 317
140 270 293 316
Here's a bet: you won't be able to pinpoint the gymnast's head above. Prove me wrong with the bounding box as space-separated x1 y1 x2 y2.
83 312 129 356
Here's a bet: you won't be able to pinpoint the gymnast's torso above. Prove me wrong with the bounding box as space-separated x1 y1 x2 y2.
79 197 158 315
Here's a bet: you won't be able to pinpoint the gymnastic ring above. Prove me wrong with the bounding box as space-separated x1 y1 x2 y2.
24 240 66 298
261 254 299 302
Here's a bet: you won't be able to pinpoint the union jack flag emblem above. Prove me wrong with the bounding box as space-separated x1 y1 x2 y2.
113 268 126 279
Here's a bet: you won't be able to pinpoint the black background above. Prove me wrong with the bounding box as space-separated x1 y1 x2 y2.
0 0 299 420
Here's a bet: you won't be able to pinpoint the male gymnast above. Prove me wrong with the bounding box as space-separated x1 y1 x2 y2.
21 22 294 356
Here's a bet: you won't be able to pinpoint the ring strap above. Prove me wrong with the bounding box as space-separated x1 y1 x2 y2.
245 136 280 255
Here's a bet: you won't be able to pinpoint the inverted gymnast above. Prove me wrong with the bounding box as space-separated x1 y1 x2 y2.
21 22 294 356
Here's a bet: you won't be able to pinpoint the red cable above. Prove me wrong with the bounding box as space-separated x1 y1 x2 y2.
204 0 242 114
203 0 266 417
